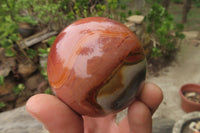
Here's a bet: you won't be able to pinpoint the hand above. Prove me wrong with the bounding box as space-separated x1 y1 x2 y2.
26 83 163 133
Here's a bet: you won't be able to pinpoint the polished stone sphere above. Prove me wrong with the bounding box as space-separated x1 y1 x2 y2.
47 17 146 117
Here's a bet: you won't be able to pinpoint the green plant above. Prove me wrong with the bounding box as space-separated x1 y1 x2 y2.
0 0 62 58
44 88 52 94
13 83 25 95
47 36 56 46
172 0 183 3
193 0 200 8
0 76 4 86
108 0 118 10
38 48 50 57
38 47 49 80
145 0 162 4
128 10 133 16
106 0 134 22
0 16 18 57
41 69 48 80
26 48 37 59
15 0 105 30
145 3 185 57
119 12 127 22
38 47 50 80
95 4 106 16
134 10 142 15
0 0 38 57
72 0 90 18
0 102 6 108
0 0 141 63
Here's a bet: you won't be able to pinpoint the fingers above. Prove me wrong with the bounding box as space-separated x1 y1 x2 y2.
25 83 163 133
26 94 83 133
126 82 163 133
128 101 152 133
139 82 163 114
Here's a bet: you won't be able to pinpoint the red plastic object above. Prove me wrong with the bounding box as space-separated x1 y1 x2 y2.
47 17 146 116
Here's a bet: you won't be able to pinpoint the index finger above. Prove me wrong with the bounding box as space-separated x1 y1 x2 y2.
26 94 84 133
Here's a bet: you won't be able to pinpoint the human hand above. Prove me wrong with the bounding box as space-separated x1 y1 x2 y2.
26 82 163 133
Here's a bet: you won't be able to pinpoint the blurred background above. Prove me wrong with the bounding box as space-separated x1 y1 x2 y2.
0 0 200 132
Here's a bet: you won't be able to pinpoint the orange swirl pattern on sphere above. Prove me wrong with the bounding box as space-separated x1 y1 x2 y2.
47 17 146 116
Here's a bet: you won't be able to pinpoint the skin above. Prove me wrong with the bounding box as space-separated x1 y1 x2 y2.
26 82 163 133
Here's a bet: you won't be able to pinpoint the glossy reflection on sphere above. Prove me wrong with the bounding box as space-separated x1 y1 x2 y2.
47 17 146 117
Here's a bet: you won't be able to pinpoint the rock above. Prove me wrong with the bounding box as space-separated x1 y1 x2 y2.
141 33 151 47
18 23 35 38
153 118 175 133
124 22 137 32
1 94 16 102
15 96 27 108
135 26 144 37
189 121 200 132
18 63 37 78
37 81 49 93
0 101 13 112
0 67 10 77
0 106 48 133
25 73 46 91
39 56 47 69
126 15 144 24
0 48 16 77
0 79 16 95
173 112 200 133
185 92 197 97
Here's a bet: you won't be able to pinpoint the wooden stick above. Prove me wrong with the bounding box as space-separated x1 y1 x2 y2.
19 30 58 49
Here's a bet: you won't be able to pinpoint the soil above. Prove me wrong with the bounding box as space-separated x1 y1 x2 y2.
184 91 200 103
0 43 50 113
147 54 177 77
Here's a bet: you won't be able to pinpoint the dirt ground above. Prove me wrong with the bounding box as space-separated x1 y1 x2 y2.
148 31 200 121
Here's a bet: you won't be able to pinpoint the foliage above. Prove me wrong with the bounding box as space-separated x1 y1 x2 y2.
0 0 37 57
0 0 131 58
47 36 56 46
145 0 162 4
0 16 18 57
172 0 183 3
0 76 4 86
193 0 200 8
38 47 49 80
26 48 37 59
0 102 6 108
106 0 132 22
8 0 116 30
38 48 50 57
19 0 68 30
13 83 25 95
134 10 142 15
146 0 182 4
41 69 48 80
145 3 185 57
44 88 52 94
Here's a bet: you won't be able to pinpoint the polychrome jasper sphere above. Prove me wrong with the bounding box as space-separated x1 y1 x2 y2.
47 17 146 117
